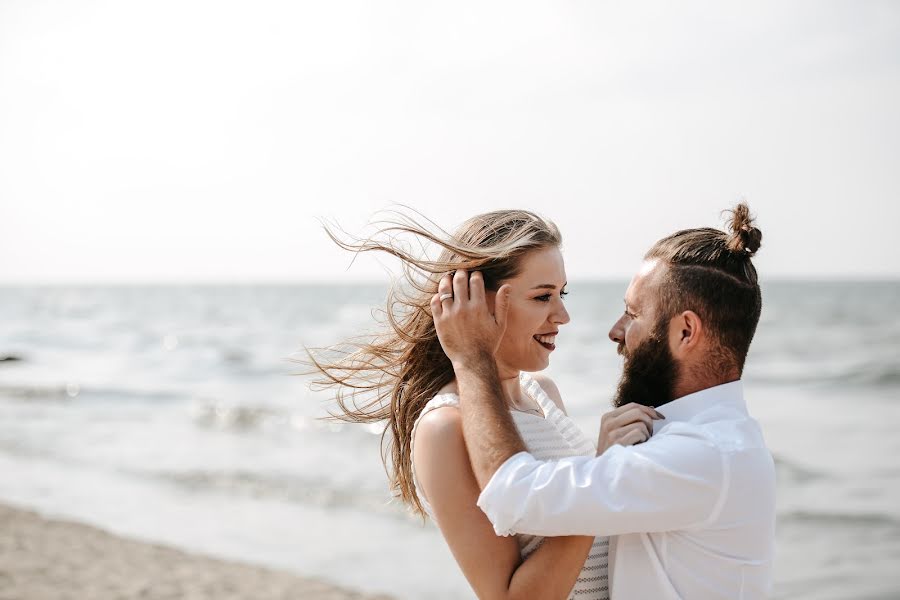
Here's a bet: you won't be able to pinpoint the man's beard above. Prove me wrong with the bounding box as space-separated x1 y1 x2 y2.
613 322 679 409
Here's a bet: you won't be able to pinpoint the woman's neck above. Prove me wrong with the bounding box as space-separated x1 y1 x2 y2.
497 366 524 407
444 366 528 410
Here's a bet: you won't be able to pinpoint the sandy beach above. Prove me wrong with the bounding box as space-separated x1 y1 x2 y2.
0 502 393 600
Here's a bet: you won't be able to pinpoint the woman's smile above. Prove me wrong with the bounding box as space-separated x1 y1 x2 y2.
533 333 557 351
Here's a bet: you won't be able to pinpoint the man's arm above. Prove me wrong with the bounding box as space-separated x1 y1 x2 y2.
476 429 727 538
430 270 525 488
454 355 526 489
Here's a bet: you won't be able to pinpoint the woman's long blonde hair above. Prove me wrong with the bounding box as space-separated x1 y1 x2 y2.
306 208 561 516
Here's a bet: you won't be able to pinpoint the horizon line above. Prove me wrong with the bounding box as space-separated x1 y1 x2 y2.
1 275 899 287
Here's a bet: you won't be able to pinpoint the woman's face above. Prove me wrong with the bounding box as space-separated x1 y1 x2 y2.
489 246 570 376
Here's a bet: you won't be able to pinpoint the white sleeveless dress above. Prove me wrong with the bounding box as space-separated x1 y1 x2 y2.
411 372 610 599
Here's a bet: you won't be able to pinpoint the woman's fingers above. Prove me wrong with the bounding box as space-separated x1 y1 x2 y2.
598 403 663 454
601 403 661 434
616 425 650 447
608 407 654 433
619 402 665 421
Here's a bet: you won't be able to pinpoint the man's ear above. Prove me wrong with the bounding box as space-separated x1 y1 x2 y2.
668 310 703 358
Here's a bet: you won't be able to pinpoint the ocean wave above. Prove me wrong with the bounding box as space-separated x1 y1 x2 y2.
188 400 383 437
189 401 285 431
143 468 414 521
750 362 900 390
0 384 72 401
0 383 182 403
773 455 827 485
778 510 900 530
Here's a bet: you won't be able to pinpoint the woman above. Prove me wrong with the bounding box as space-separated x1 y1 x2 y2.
309 209 610 599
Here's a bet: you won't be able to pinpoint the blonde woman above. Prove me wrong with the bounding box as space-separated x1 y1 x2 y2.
310 210 617 599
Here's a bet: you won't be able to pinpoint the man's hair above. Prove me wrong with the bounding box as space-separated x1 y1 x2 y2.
645 203 763 374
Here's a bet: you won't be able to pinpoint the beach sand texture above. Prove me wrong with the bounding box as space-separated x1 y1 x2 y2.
0 503 393 600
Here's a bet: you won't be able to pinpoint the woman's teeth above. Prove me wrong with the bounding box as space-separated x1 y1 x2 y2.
534 334 557 350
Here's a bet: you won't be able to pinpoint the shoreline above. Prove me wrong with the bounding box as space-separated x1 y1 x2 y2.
0 501 393 600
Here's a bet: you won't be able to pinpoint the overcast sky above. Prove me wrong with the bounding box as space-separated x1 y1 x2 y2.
1 0 898 283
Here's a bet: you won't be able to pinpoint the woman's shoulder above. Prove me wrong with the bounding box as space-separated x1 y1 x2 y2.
412 400 469 496
413 386 463 447
415 404 462 443
528 372 568 414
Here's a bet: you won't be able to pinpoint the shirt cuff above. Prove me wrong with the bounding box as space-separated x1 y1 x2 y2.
476 451 536 536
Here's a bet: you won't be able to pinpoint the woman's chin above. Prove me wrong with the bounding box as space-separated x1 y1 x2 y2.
498 353 550 376
513 358 551 373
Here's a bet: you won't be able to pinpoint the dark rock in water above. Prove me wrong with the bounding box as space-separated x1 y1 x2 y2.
0 354 24 363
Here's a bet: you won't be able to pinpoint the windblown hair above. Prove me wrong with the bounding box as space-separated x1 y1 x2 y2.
305 209 562 516
645 202 763 375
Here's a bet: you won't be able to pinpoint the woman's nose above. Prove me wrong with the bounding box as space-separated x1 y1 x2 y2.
553 301 570 325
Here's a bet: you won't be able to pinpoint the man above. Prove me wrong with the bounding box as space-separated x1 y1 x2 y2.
430 204 775 599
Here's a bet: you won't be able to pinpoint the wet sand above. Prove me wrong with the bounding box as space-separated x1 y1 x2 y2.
0 502 393 600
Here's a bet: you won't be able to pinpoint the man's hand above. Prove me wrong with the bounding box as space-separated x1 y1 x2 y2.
430 270 524 488
597 403 666 455
431 270 511 369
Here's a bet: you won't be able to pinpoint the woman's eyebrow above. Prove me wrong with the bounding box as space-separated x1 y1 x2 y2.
530 283 567 290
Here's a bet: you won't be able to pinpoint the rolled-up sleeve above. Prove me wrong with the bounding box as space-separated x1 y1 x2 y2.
476 428 728 537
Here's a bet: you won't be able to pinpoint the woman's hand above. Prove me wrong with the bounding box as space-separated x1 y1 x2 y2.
597 403 665 455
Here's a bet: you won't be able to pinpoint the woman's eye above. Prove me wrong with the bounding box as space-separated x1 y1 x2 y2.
535 292 567 302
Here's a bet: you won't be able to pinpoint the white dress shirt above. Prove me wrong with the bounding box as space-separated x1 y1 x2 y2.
477 381 775 599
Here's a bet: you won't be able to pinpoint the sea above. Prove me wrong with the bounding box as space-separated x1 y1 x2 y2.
1 281 898 599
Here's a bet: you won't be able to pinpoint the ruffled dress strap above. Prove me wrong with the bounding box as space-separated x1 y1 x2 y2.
519 372 596 457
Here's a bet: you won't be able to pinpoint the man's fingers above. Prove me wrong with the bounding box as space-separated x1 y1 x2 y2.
438 273 453 307
431 293 444 318
453 269 469 303
494 284 511 335
469 271 486 304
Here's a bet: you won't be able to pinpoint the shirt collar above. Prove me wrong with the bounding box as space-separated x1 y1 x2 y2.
652 380 745 433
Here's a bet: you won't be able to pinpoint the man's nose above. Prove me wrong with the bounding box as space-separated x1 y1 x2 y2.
609 316 625 344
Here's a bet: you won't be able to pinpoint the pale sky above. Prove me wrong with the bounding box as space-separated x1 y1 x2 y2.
1 1 898 283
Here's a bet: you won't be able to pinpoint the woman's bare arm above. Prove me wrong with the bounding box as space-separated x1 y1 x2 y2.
414 407 593 600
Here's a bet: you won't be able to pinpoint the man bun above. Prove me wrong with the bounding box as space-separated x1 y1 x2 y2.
726 202 762 257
